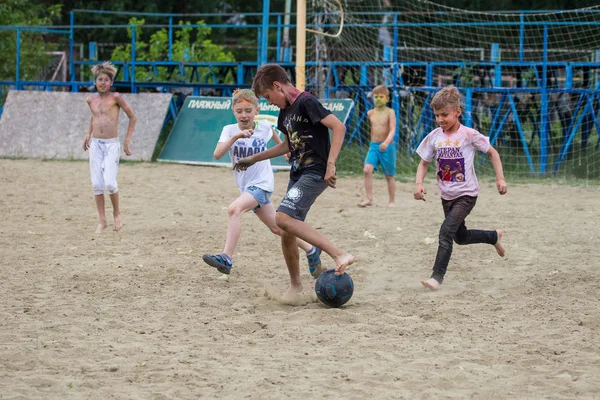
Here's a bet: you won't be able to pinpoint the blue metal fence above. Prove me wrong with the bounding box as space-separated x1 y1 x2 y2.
1 7 600 175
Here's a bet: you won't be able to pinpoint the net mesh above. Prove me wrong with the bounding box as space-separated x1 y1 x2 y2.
305 0 600 182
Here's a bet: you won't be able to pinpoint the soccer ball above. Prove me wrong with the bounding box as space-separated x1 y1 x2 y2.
315 268 354 307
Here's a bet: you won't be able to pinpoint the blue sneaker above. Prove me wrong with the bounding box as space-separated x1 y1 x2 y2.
202 253 232 275
307 246 322 278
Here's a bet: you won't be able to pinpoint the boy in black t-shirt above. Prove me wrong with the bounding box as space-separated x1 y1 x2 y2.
234 64 355 303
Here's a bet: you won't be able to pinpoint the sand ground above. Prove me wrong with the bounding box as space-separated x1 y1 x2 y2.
1 159 599 399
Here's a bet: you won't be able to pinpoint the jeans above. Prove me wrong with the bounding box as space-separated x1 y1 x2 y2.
431 196 498 284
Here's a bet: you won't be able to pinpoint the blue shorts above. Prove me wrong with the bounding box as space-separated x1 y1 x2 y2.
365 141 397 176
245 186 272 212
277 173 328 221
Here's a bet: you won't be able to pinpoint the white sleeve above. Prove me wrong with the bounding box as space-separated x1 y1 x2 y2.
470 129 491 153
416 131 436 162
218 125 232 143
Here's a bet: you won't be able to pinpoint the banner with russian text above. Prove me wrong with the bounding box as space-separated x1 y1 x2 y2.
158 96 354 169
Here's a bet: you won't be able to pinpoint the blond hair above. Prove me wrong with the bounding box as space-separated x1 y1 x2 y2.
251 64 291 97
431 85 461 111
372 85 389 97
232 88 259 107
91 61 117 81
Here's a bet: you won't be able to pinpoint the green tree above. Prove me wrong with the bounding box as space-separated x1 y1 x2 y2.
0 0 62 81
110 18 236 84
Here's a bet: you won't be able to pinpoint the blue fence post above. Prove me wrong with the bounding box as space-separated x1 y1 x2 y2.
360 65 368 86
276 15 282 61
69 11 77 92
565 64 572 89
519 13 525 62
131 25 136 93
260 0 271 65
89 42 98 61
16 28 21 90
237 64 245 85
426 64 433 87
168 17 173 62
464 88 472 127
257 28 261 65
491 43 501 87
539 24 549 175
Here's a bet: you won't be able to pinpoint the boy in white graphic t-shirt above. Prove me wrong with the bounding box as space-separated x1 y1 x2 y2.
202 89 321 275
414 86 508 290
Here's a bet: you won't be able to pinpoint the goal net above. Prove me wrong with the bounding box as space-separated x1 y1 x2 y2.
305 0 600 182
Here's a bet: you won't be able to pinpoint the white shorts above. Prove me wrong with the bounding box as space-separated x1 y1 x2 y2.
89 137 120 195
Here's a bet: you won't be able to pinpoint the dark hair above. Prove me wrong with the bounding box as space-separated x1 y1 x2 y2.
252 64 291 96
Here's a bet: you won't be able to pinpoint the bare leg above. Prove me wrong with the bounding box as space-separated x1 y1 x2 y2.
385 175 396 207
94 194 108 233
358 164 374 207
276 212 355 275
109 193 123 231
223 193 259 257
421 278 441 290
494 229 505 257
280 230 304 303
255 204 312 252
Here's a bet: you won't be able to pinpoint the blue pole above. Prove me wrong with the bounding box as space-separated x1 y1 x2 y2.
565 64 572 89
519 14 525 62
539 25 549 174
168 17 173 61
89 42 97 61
426 64 433 87
69 11 77 92
260 0 270 65
237 64 244 85
257 28 261 65
16 28 21 90
491 43 501 87
276 15 282 61
393 13 398 85
464 88 472 127
507 95 536 175
131 25 136 93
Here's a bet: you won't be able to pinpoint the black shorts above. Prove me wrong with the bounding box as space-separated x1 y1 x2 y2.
276 173 328 221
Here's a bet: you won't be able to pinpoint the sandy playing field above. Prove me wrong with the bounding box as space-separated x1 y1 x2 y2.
1 158 599 399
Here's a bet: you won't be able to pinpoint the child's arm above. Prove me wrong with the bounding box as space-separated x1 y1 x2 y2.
234 136 289 171
270 126 283 145
83 116 93 151
486 146 507 195
115 93 137 156
414 159 430 201
320 114 346 188
83 97 93 151
379 108 397 152
271 126 290 162
213 129 253 160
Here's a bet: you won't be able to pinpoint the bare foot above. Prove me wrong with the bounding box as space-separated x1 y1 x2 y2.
94 222 108 234
388 202 396 208
264 285 316 306
114 214 123 232
334 253 356 275
494 230 505 257
421 278 441 290
357 199 372 208
280 284 306 305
